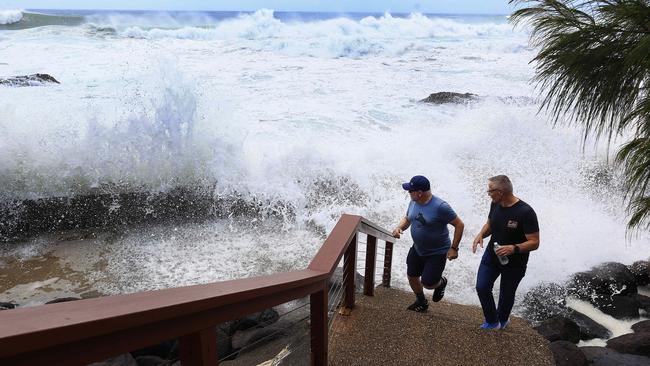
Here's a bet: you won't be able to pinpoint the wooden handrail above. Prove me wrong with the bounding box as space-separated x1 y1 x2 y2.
0 214 395 366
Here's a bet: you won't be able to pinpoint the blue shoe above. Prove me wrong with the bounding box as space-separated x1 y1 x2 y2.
479 322 500 330
499 319 510 329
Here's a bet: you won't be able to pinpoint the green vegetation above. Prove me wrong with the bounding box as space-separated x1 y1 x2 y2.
509 0 650 229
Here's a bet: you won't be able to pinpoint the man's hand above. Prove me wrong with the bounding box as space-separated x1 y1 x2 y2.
495 244 516 256
392 227 403 238
472 235 483 253
447 247 458 260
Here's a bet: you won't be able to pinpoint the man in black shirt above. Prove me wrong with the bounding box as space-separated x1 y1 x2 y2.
472 175 539 329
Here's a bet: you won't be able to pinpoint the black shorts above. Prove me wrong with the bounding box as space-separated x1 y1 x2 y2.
406 247 447 287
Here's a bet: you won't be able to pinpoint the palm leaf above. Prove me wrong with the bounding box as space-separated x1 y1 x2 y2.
509 0 650 229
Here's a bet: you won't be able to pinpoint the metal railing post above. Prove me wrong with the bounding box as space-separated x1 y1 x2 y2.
382 241 393 287
364 235 377 296
343 234 357 309
179 327 218 366
310 286 328 366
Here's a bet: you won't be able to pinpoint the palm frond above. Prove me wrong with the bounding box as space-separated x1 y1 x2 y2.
509 0 650 229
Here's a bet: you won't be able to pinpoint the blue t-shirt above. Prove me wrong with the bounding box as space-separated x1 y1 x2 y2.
407 196 457 256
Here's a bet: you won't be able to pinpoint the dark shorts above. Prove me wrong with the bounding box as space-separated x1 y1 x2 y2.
406 247 447 287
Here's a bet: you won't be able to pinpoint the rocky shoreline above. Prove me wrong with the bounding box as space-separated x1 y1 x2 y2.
521 259 650 365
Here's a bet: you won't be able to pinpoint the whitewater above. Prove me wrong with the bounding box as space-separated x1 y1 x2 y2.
0 9 648 311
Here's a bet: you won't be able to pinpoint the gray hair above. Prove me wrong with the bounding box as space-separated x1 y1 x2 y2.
488 175 513 193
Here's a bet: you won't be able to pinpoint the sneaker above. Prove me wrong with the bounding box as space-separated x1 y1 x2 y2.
499 319 510 329
406 299 429 312
431 276 447 302
479 322 501 330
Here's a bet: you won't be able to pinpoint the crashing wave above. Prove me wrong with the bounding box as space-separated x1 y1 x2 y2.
114 10 522 58
0 9 22 25
0 11 84 30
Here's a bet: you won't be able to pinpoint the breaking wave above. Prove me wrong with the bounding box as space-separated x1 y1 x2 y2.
0 11 84 29
0 9 23 25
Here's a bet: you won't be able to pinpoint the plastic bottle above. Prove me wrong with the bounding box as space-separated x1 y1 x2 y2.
493 242 509 265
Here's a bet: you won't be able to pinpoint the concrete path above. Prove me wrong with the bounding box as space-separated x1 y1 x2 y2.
329 287 554 366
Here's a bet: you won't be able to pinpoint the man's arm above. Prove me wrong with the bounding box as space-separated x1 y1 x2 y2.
472 220 491 253
392 217 410 238
447 216 464 260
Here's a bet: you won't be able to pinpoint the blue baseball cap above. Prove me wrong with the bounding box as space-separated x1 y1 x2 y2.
402 175 430 191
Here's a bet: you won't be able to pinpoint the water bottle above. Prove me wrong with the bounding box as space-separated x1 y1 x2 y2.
493 242 509 265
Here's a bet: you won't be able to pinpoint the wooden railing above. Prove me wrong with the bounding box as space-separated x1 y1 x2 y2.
0 214 395 366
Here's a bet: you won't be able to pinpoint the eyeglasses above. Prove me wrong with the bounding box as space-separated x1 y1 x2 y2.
487 189 500 194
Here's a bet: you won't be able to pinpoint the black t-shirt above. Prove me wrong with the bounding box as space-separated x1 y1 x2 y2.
487 200 539 267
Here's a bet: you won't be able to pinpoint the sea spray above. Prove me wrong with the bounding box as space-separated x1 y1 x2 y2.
0 11 649 308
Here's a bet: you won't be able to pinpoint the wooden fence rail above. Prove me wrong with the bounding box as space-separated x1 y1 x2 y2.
0 214 395 366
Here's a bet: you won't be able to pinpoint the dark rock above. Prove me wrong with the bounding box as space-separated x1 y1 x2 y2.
45 297 82 304
633 320 650 333
605 295 640 319
88 354 137 366
568 262 638 318
521 282 568 322
130 340 177 360
629 261 649 286
228 308 279 334
582 346 650 366
607 332 650 357
0 188 295 242
634 294 650 312
533 316 581 343
231 323 287 349
550 341 588 366
0 302 17 310
420 91 478 104
0 73 60 87
567 309 612 340
134 355 166 366
328 267 365 293
216 324 234 360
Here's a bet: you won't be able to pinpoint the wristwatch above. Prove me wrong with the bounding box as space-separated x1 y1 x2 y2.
450 247 459 251
513 245 520 254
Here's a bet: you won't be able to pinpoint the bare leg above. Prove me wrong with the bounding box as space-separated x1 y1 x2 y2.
408 276 423 294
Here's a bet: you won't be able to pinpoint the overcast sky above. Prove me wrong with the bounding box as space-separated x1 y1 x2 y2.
2 1 515 14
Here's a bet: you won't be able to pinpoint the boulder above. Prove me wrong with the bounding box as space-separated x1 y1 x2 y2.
0 73 60 87
231 322 287 349
581 346 650 366
567 309 612 340
628 261 649 286
420 92 478 104
134 355 166 366
607 332 650 357
0 302 16 310
550 341 587 366
568 262 638 318
605 295 641 319
45 297 82 304
634 294 650 312
130 340 177 360
520 282 568 322
533 316 581 343
216 324 234 360
632 320 650 333
87 354 137 366
228 308 280 334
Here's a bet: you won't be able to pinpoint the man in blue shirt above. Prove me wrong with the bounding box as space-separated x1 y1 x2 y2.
393 175 465 312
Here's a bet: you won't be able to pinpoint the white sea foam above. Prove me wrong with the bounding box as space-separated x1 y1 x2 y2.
0 9 22 25
0 12 648 306
116 10 524 58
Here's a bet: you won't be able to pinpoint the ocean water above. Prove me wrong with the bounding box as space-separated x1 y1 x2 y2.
0 9 648 309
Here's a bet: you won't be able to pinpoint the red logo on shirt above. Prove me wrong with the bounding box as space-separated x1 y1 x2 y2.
507 220 518 229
